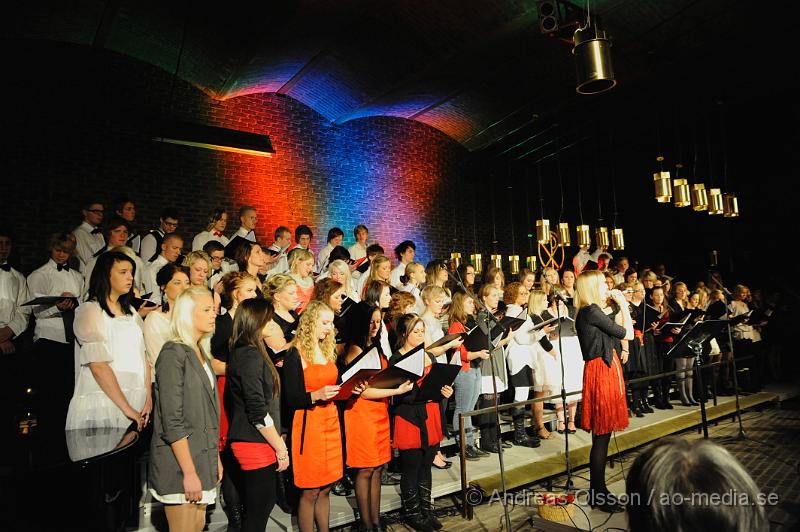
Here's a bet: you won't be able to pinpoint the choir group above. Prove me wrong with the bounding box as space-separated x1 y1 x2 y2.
0 198 770 531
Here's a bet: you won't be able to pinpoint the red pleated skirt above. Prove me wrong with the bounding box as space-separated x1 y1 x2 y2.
580 351 629 435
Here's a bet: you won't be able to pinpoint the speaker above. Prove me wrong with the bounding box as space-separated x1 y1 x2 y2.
536 0 560 33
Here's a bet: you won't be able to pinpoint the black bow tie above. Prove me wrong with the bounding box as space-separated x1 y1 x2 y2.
57 263 70 272
211 269 222 276
0 264 10 272
91 228 102 235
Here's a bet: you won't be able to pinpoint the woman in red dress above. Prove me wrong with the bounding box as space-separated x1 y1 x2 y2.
344 303 413 531
391 314 454 531
283 300 349 532
575 270 633 513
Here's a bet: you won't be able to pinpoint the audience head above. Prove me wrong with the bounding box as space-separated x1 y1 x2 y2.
527 289 549 315
518 268 536 291
561 268 576 289
401 262 425 286
456 262 477 290
370 255 392 283
0 228 13 264
421 284 447 315
234 241 264 273
288 247 314 277
626 437 767 532
503 281 527 306
328 245 350 264
483 266 505 290
479 283 503 311
575 270 606 309
328 259 352 289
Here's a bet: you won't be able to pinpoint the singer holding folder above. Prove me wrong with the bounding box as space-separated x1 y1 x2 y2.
391 314 453 531
575 271 633 513
344 303 413 532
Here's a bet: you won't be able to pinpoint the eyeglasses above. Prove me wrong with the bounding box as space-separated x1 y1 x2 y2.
87 209 104 214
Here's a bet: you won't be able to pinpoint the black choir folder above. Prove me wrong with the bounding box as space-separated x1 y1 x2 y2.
332 346 384 401
463 321 508 352
369 343 426 389
23 295 79 307
426 328 475 350
415 352 463 402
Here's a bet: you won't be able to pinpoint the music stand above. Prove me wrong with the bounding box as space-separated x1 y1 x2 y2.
667 319 729 439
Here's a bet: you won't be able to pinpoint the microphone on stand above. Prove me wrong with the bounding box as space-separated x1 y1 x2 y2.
551 287 569 303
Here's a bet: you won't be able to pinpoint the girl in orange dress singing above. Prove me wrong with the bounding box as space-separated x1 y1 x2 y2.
391 314 454 531
283 300 363 532
343 302 413 532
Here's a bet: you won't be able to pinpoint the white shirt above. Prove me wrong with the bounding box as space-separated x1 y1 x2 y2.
612 271 626 286
234 227 256 242
192 230 229 252
315 243 335 275
0 263 30 338
348 242 367 261
139 229 165 263
27 259 84 343
400 283 425 314
390 263 407 289
143 311 171 370
144 256 170 304
73 221 105 272
355 266 371 298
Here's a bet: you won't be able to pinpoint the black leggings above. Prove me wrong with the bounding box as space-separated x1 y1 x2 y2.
240 464 277 532
589 432 612 496
399 444 438 496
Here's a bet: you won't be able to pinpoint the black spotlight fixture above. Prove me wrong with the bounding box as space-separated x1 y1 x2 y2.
536 0 560 34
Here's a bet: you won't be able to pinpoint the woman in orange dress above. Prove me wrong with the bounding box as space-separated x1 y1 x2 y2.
391 314 454 531
283 300 353 532
343 303 413 532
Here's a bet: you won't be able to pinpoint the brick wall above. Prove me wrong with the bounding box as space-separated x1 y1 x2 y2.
3 41 517 275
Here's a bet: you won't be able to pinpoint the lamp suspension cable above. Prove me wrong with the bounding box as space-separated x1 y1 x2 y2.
705 110 724 215
719 102 739 217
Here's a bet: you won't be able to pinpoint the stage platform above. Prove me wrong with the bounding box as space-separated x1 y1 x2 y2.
136 390 780 531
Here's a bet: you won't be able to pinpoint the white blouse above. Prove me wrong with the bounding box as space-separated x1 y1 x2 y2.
65 301 148 430
143 311 171 370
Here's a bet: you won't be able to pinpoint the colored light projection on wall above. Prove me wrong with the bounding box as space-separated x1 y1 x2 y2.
209 94 464 264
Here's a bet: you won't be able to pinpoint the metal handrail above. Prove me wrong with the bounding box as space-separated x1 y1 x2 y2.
457 355 754 518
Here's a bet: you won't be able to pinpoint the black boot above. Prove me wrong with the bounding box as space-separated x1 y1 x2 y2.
641 396 654 413
419 479 442 530
480 423 500 453
513 415 540 448
632 399 644 418
401 485 433 531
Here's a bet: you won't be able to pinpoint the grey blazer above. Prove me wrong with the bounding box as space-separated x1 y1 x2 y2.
149 341 220 497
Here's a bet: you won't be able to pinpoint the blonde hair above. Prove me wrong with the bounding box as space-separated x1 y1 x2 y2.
291 300 336 363
109 245 137 262
575 270 604 309
541 267 559 294
367 255 392 284
527 290 549 316
288 248 314 273
263 273 296 301
182 250 212 279
169 286 214 360
328 259 353 294
421 284 447 304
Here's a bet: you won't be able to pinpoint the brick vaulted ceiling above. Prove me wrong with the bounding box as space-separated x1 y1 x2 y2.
5 0 765 152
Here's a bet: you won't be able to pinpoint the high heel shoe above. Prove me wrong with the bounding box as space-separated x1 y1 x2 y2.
537 425 552 440
556 421 565 434
567 423 577 434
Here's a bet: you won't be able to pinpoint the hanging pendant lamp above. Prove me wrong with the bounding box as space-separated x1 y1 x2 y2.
723 193 739 217
611 228 625 250
708 188 724 215
691 183 709 211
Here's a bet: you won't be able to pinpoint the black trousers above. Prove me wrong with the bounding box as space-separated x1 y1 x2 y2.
240 463 277 532
398 444 438 498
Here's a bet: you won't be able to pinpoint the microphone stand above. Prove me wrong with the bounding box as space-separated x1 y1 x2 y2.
550 291 574 492
448 269 513 532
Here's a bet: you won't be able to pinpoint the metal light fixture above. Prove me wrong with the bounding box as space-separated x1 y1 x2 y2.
723 193 739 217
470 253 483 274
573 11 616 95
673 178 691 207
708 188 724 215
509 255 520 275
490 254 503 270
450 252 462 270
526 256 538 272
536 219 550 244
691 183 709 211
611 228 625 250
654 156 672 202
595 226 610 248
576 224 591 248
557 222 571 247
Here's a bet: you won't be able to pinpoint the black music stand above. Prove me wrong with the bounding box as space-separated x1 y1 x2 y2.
667 319 729 439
